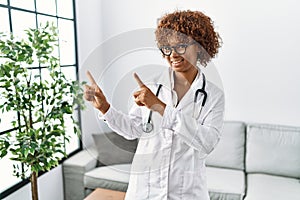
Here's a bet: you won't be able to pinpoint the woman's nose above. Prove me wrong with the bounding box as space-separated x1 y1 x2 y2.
170 48 180 57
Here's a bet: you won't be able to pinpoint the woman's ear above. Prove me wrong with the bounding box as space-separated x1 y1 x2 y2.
195 42 202 51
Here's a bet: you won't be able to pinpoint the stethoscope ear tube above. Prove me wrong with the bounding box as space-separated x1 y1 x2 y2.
193 89 207 119
193 74 207 119
194 74 207 107
196 89 207 107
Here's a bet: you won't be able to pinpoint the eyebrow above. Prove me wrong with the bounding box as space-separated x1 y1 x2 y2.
161 43 188 47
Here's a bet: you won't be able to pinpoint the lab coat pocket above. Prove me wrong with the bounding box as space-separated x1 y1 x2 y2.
181 171 200 200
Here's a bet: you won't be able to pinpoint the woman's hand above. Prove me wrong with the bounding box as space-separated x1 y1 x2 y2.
84 71 110 114
133 73 166 116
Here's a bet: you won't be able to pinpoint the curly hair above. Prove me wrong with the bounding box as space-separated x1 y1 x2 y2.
155 10 222 67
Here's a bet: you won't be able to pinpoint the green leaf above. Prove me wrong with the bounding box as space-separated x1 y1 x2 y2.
23 148 29 157
0 150 8 157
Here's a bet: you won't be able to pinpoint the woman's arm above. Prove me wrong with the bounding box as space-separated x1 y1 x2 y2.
161 90 225 158
100 105 144 140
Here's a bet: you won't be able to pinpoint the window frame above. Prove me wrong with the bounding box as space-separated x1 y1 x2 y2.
0 0 82 198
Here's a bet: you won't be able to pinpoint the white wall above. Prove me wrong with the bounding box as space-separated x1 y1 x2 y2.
76 0 105 147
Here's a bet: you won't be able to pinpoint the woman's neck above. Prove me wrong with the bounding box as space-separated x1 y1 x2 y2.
174 67 198 86
173 67 199 103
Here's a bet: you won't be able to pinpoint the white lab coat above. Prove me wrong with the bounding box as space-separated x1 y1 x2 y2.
101 68 225 200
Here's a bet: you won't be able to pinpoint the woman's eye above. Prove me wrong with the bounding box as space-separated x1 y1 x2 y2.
163 47 171 51
177 44 187 49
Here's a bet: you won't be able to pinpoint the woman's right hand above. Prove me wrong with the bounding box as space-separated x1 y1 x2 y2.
133 73 166 116
84 71 110 114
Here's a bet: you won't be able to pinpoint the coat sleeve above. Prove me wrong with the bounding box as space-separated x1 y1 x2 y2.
161 88 225 157
100 104 144 140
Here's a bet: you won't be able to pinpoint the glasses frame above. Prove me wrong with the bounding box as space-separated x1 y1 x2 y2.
159 41 196 56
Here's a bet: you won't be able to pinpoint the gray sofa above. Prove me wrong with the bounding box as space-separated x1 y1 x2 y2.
63 121 300 200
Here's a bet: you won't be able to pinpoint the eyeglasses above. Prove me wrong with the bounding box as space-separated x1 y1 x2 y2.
159 42 196 56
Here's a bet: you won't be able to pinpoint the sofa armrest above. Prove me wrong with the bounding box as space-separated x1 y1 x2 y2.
63 147 98 200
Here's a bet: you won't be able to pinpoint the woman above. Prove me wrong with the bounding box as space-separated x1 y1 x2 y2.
85 10 224 200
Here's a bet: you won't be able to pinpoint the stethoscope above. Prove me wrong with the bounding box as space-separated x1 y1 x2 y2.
142 74 207 133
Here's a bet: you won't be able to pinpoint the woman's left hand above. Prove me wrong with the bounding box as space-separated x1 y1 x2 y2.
133 73 166 116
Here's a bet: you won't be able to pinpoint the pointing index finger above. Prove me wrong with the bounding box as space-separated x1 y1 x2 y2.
86 70 97 85
134 73 145 88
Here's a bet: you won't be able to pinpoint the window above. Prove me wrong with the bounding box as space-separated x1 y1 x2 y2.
0 0 81 198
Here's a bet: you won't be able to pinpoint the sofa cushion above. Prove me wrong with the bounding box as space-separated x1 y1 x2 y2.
244 174 300 200
206 166 245 200
84 164 131 192
92 132 138 166
206 121 246 170
246 124 300 178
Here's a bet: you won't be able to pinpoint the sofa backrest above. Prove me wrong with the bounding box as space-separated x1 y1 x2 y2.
92 132 138 166
246 123 300 179
206 121 246 170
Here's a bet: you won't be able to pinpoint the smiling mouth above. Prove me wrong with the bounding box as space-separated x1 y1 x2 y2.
171 58 184 65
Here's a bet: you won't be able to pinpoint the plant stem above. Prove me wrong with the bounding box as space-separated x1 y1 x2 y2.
30 171 38 200
27 78 33 129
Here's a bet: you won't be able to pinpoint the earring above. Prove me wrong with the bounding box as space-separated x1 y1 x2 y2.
196 52 201 67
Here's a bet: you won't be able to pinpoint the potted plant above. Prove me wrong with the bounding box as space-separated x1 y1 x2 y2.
0 22 85 200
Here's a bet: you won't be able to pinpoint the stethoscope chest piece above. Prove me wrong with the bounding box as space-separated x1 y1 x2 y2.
143 122 153 133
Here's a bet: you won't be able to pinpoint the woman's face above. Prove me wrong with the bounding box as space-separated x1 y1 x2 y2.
162 37 198 73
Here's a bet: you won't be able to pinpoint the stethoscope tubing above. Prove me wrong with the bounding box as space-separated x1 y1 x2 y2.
146 84 163 125
143 74 206 133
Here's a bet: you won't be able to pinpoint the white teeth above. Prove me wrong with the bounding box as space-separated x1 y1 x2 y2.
172 60 183 64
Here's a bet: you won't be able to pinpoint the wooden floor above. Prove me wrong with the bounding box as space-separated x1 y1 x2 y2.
84 188 126 200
